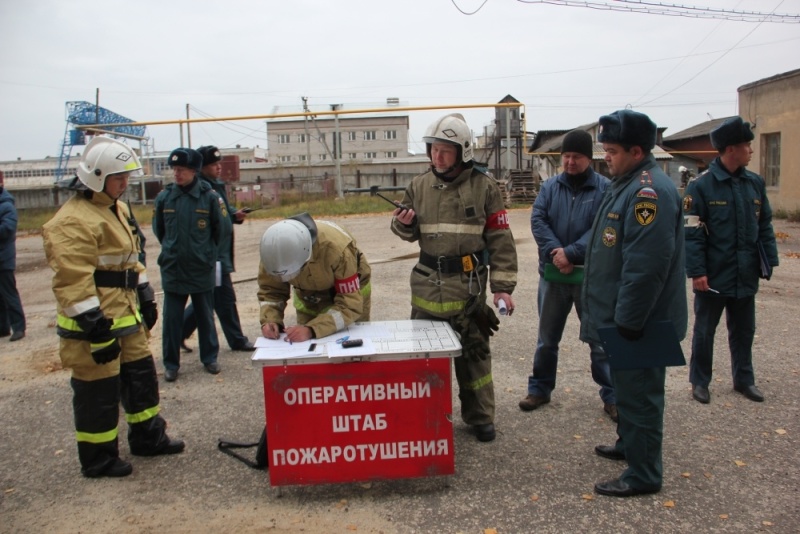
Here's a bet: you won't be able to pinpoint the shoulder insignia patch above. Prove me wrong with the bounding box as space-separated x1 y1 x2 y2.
217 196 228 218
602 227 617 247
637 187 658 200
634 201 657 226
683 195 693 212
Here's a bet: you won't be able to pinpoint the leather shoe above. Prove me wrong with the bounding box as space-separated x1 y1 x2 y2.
594 478 660 497
204 361 221 375
82 458 133 478
132 438 185 457
692 384 710 404
603 403 619 423
232 340 255 352
594 444 625 461
519 394 550 412
9 331 25 342
180 341 193 353
474 423 496 442
164 368 178 382
734 384 764 402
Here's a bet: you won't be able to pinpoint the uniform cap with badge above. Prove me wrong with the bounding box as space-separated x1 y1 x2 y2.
197 145 223 167
168 147 203 171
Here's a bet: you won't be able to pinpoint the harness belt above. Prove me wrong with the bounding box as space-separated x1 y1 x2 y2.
94 269 140 289
419 249 488 274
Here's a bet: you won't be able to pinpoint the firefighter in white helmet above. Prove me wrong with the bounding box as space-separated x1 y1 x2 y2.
43 136 184 478
258 212 371 342
390 113 518 442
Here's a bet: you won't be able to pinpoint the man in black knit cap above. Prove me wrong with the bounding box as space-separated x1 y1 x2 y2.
519 129 616 421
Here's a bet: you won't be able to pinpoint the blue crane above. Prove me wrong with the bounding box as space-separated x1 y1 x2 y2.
56 101 147 182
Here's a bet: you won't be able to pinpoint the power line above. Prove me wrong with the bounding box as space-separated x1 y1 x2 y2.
516 0 800 23
450 0 490 15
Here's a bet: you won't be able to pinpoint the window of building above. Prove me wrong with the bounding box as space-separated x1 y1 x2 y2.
299 155 307 162
348 153 357 159
762 132 780 187
384 130 397 140
278 134 290 144
385 151 397 158
280 156 291 163
364 131 376 141
297 133 307 143
320 154 327 161
365 152 377 159
348 131 357 141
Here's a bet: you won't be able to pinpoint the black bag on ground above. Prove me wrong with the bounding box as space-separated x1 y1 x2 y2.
217 427 268 470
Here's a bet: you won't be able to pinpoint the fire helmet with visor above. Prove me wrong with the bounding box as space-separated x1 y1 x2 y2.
260 219 315 282
423 113 473 164
77 137 143 192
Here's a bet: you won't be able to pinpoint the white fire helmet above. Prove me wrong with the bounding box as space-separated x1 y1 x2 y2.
260 220 313 282
77 137 143 192
423 113 473 163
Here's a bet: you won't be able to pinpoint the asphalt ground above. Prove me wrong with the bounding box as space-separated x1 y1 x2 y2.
1 210 798 533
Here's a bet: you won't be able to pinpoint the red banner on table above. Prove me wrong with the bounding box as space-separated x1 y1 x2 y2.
262 357 454 486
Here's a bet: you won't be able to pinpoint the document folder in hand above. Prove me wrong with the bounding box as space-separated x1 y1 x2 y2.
543 263 584 285
597 320 685 370
757 240 772 280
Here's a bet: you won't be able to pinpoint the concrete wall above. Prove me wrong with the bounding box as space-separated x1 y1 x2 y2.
739 70 800 212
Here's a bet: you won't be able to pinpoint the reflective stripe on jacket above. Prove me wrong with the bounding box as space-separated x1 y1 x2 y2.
43 192 146 332
391 165 518 318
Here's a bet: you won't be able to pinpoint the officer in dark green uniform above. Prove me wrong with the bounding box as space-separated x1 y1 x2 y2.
684 117 779 404
153 148 227 382
580 110 687 497
181 146 254 352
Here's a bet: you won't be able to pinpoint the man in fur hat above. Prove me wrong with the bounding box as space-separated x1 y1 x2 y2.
581 110 687 497
683 116 779 405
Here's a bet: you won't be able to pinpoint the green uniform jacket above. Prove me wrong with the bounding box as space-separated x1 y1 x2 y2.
390 165 518 318
153 177 224 294
198 172 236 273
580 155 688 345
257 220 371 339
683 158 779 298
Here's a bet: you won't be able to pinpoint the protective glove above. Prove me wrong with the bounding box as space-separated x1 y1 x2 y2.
137 283 158 330
472 303 500 338
617 324 644 341
74 309 121 364
450 314 491 361
90 338 121 364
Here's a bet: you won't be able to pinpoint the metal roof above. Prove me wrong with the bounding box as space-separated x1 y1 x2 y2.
662 117 733 142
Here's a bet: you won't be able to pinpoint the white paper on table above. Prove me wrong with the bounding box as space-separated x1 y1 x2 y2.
345 324 391 339
252 334 322 359
326 338 376 358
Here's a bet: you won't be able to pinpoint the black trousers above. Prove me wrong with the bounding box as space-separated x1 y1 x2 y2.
182 272 248 350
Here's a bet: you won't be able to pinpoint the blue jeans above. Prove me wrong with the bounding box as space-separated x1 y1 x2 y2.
527 277 615 404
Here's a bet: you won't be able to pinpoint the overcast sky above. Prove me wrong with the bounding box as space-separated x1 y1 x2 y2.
0 0 798 161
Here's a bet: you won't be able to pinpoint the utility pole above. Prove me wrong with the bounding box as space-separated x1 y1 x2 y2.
186 104 192 148
302 97 312 178
331 104 343 198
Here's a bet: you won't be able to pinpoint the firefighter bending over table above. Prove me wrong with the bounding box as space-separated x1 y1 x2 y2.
258 212 371 342
43 137 185 478
390 113 518 443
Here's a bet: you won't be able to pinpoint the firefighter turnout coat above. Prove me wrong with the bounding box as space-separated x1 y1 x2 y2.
258 220 371 339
